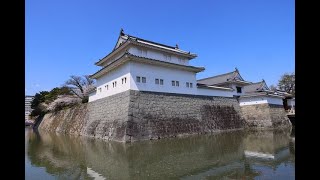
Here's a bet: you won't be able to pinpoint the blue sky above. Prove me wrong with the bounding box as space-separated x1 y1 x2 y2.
26 0 294 95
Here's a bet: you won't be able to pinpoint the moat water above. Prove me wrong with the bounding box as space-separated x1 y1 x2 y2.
25 127 295 179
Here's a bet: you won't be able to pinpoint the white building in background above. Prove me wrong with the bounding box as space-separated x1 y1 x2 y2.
239 80 285 106
197 69 287 106
89 29 234 102
197 68 252 97
25 95 34 120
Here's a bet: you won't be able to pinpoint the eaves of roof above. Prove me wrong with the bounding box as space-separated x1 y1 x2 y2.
197 84 234 91
95 40 130 66
239 92 285 99
90 52 205 79
197 71 235 81
212 80 252 86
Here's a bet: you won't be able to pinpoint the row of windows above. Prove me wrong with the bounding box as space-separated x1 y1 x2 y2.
98 76 194 93
155 78 164 85
98 77 128 92
137 76 193 88
136 76 146 83
186 82 193 88
172 80 179 86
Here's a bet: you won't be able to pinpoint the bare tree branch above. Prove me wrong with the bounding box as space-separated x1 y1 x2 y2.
63 75 96 102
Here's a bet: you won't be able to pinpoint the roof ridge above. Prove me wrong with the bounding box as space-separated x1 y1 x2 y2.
245 81 263 86
91 51 205 78
197 70 236 81
96 40 130 65
125 33 177 49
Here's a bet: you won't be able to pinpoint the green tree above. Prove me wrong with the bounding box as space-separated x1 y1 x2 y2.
44 87 72 104
277 72 295 96
31 91 49 109
30 91 49 117
30 87 73 117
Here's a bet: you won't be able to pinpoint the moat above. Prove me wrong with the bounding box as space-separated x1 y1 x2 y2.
26 127 295 179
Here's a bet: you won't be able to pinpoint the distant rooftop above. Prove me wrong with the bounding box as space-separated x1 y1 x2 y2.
197 68 250 86
242 80 270 93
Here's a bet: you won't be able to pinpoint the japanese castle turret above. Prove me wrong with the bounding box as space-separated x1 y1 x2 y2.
88 29 235 102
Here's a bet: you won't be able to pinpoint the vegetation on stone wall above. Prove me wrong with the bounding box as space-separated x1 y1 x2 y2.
31 75 95 117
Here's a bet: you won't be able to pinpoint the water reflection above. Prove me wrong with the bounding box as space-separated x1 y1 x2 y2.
26 128 295 179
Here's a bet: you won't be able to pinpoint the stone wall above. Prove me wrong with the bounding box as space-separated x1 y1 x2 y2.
37 90 290 142
37 91 131 142
37 90 245 142
240 104 291 128
83 90 131 142
126 91 245 141
269 104 292 128
37 103 88 135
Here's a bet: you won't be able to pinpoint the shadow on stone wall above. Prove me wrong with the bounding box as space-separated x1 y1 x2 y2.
201 105 245 130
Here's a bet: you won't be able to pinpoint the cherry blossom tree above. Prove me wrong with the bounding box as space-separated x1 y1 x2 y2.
63 75 95 103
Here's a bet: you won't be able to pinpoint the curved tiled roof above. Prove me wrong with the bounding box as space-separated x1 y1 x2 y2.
95 29 197 66
197 68 249 86
91 52 204 79
243 80 270 93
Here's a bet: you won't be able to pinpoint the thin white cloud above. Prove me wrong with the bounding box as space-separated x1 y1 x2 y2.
32 83 40 87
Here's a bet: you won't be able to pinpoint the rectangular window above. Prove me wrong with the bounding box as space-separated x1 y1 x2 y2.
107 85 108 90
98 88 101 92
112 82 114 88
172 80 175 86
186 82 189 87
142 77 146 83
236 86 242 93
176 81 179 87
164 54 171 61
160 79 163 85
115 81 117 87
138 48 147 56
190 83 193 88
136 76 141 83
122 77 127 84
155 78 159 84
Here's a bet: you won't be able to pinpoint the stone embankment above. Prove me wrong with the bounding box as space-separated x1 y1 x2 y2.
36 90 291 142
